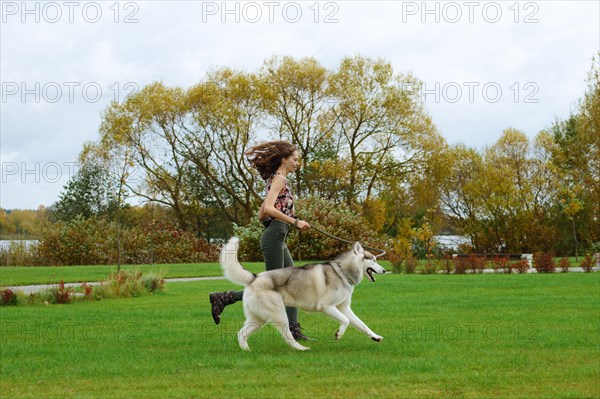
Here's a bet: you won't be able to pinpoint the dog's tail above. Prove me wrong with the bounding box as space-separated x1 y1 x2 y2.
220 237 256 287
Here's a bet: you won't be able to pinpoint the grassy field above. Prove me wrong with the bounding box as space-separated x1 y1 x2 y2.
0 263 255 286
0 262 394 287
1 256 594 287
1 273 598 398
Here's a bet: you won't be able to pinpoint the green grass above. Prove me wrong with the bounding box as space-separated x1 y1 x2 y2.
0 261 393 287
1 273 598 398
0 263 255 286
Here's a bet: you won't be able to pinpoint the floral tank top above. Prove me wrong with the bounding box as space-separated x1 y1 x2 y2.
264 173 295 223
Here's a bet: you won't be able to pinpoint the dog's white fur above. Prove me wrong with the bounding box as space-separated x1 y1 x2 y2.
220 237 386 351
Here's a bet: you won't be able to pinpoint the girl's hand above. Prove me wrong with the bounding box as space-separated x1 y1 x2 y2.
295 220 310 231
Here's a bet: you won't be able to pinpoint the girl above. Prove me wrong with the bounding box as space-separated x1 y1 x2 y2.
210 140 312 341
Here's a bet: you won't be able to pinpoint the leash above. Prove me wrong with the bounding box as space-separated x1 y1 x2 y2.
309 225 386 258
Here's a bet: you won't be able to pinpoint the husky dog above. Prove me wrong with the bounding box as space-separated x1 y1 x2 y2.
220 237 386 351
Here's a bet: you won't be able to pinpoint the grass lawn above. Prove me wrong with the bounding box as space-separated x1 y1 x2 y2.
0 263 251 287
1 273 599 398
0 261 393 287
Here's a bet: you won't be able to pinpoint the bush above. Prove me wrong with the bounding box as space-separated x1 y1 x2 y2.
405 257 417 274
11 217 220 266
580 255 595 273
233 215 265 262
38 216 111 265
387 252 404 274
51 281 72 304
558 257 571 273
0 241 41 266
534 252 556 273
5 271 166 307
441 255 454 274
492 256 510 274
142 274 166 293
423 259 438 274
387 235 412 273
512 260 530 274
467 255 487 274
93 271 166 299
453 257 468 274
1 289 17 306
234 197 386 262
95 271 145 298
81 283 94 300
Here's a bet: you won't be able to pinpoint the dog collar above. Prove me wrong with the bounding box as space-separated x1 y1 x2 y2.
330 261 356 286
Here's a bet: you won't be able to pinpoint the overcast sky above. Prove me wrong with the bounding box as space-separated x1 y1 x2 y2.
1 0 599 210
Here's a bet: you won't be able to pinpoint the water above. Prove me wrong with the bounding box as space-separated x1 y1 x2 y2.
0 240 39 250
433 235 470 251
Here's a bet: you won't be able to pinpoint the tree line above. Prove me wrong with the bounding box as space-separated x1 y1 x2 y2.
3 53 598 261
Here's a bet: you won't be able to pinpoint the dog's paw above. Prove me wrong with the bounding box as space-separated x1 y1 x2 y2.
335 329 343 341
371 335 383 342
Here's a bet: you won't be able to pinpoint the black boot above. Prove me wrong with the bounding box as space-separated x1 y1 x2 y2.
209 291 237 325
289 321 315 341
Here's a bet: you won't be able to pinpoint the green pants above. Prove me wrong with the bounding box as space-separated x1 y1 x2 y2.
231 220 298 323
260 220 297 323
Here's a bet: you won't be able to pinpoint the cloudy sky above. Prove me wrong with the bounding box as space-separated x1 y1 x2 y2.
1 0 599 210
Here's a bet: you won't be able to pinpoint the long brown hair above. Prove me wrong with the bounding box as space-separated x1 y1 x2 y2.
245 141 297 180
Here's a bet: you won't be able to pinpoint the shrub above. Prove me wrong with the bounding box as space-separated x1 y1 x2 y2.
1 288 17 306
580 255 594 273
423 259 438 274
94 271 166 299
441 255 454 274
38 216 111 265
233 215 265 262
405 257 418 274
492 256 510 274
142 274 166 293
11 216 219 267
467 255 487 274
293 196 386 261
0 241 42 266
103 271 144 298
81 283 94 300
533 252 556 273
512 260 530 274
4 271 166 307
387 252 404 274
503 260 514 274
558 258 571 273
121 220 218 264
234 197 385 262
387 234 411 274
453 257 468 274
51 281 72 304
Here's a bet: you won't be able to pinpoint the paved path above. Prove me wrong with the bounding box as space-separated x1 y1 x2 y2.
5 267 598 295
5 276 225 295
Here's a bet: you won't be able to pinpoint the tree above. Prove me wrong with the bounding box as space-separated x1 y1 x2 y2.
550 53 600 252
0 207 49 238
439 144 485 249
99 82 192 227
51 163 118 222
184 68 263 225
94 55 440 241
80 132 136 270
440 130 561 253
327 55 435 205
260 56 336 197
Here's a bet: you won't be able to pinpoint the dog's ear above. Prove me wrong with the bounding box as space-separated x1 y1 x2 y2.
353 242 364 255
